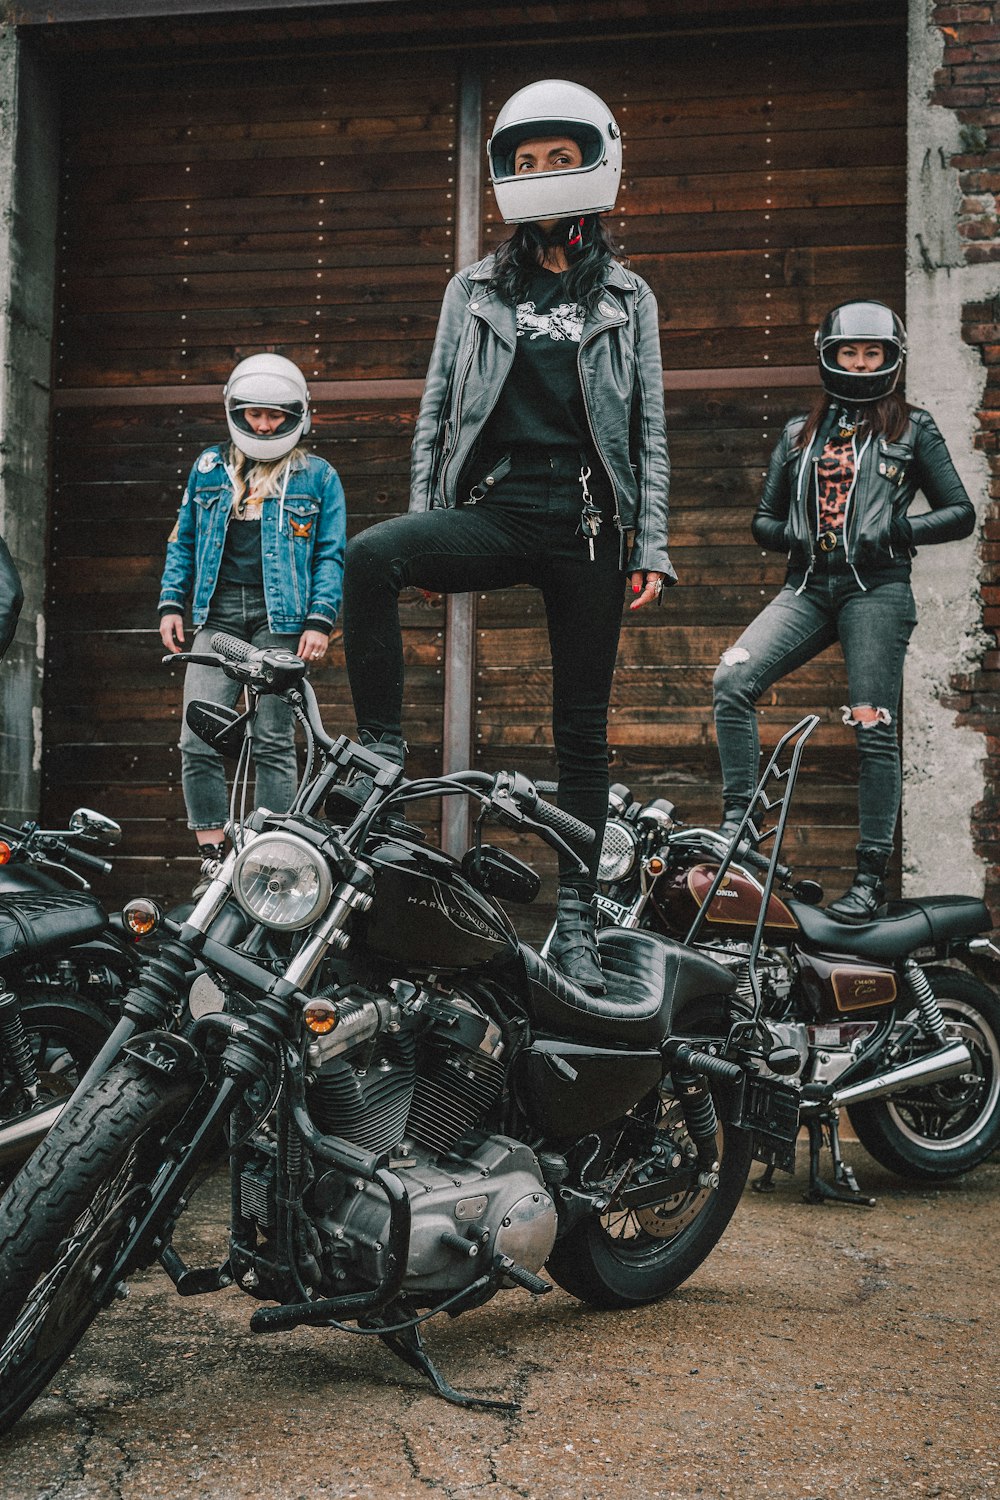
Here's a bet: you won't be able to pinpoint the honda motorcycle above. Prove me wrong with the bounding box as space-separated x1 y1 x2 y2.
0 634 800 1429
0 808 137 1185
582 755 1000 1205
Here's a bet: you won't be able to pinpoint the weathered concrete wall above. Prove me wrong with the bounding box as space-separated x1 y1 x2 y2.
902 0 997 898
0 28 59 823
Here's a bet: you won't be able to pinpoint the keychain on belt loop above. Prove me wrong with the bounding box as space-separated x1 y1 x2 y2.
577 463 602 561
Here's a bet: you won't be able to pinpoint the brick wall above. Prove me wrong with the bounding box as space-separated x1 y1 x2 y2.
933 2 1000 912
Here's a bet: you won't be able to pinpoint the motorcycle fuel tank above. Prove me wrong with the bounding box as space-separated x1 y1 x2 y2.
360 836 519 972
653 862 798 942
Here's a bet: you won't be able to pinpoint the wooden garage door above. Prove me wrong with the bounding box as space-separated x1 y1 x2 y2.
42 9 905 918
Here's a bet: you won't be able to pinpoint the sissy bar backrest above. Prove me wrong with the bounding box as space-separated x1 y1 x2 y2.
685 714 820 1020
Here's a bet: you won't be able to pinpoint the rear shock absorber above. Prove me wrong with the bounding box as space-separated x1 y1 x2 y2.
0 990 39 1103
674 1072 720 1179
903 959 948 1043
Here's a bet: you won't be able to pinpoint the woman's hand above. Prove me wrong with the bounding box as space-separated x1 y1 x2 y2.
297 628 329 665
159 613 185 653
628 571 666 611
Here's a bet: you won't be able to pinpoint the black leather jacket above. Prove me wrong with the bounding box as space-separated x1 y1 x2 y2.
409 254 675 579
0 535 23 659
752 406 975 584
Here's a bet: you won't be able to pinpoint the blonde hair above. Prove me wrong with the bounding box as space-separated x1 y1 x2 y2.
228 444 307 507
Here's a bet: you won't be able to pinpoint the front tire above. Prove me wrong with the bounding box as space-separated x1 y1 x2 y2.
847 967 1000 1182
0 1057 198 1433
546 1088 754 1309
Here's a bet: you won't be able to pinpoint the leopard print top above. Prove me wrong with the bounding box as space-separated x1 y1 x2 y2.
816 435 856 536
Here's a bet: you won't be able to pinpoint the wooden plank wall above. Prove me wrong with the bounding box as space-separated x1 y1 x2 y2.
42 12 905 923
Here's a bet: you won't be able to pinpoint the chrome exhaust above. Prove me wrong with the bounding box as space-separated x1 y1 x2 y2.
0 1101 65 1167
828 1040 973 1110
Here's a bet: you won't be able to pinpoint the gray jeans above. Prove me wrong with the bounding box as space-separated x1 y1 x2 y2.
179 584 300 831
712 564 917 856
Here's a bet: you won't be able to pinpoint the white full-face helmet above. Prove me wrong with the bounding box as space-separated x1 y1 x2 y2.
488 79 622 225
223 354 312 462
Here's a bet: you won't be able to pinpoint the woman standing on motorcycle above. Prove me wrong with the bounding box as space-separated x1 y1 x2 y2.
713 302 975 922
158 355 346 892
343 80 674 995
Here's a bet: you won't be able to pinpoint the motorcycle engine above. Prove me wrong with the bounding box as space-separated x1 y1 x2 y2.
303 987 557 1295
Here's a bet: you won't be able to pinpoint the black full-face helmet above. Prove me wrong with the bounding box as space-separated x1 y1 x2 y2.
814 300 907 404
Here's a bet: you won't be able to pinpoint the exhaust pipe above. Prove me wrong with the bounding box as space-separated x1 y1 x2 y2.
828 1040 973 1110
0 1101 65 1167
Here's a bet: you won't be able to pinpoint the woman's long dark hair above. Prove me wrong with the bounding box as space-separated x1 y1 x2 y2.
487 214 621 313
795 390 912 449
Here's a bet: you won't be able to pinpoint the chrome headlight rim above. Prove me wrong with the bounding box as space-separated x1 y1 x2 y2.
597 817 640 884
231 830 333 931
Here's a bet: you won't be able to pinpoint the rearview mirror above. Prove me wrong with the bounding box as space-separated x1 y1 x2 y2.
69 808 122 847
185 700 251 760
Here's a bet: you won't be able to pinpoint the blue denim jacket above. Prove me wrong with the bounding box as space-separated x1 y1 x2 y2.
158 446 346 633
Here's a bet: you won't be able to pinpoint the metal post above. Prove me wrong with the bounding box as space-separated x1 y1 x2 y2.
441 60 482 855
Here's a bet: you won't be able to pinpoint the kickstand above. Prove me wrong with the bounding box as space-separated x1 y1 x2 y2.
751 1160 778 1193
803 1113 876 1207
375 1312 518 1413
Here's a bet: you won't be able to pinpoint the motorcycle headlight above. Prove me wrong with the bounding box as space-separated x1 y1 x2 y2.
598 818 639 883
231 832 333 931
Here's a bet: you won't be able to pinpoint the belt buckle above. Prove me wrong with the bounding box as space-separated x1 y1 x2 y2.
818 530 839 553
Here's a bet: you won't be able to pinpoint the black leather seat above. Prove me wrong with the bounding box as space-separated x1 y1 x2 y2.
0 891 107 972
519 928 736 1048
788 894 990 963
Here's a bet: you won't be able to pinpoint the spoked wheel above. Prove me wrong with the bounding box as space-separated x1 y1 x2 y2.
546 1086 754 1309
0 1057 199 1434
848 968 1000 1181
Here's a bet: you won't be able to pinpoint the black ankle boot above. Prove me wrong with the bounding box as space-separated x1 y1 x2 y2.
825 847 889 924
716 805 750 843
549 887 606 995
358 730 407 768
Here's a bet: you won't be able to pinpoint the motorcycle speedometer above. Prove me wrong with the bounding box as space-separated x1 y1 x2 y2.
232 831 333 930
597 818 638 883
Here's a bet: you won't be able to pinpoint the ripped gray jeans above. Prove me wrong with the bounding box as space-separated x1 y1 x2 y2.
712 568 917 856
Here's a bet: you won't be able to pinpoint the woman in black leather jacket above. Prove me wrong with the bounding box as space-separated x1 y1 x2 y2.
343 80 674 993
713 301 975 922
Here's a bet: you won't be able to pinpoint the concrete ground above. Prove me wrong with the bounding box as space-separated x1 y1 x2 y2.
1 1143 997 1500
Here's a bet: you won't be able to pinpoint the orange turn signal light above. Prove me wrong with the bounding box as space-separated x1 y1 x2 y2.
647 856 665 875
0 842 11 866
122 898 162 937
303 1000 338 1036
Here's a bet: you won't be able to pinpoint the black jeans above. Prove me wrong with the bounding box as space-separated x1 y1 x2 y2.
343 457 625 892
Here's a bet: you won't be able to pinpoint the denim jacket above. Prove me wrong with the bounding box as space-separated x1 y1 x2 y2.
753 406 975 589
158 446 346 633
409 255 675 580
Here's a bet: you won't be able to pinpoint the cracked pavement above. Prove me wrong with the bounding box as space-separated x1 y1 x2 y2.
1 1145 997 1500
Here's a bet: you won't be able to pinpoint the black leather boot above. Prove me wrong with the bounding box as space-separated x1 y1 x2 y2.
716 804 750 844
825 847 889 924
358 730 407 768
548 887 607 995
192 840 226 899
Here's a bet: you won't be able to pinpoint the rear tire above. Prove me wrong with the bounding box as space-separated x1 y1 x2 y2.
0 1057 198 1433
547 1088 753 1309
847 968 1000 1182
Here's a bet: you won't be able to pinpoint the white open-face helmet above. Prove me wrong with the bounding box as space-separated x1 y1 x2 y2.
488 79 622 225
224 353 312 462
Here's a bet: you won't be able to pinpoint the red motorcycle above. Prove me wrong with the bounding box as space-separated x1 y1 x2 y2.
569 717 1000 1205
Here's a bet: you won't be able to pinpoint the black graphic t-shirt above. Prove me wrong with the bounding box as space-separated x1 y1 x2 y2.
479 267 592 464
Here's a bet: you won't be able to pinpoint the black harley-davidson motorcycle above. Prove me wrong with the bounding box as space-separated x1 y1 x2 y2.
0 808 138 1186
0 634 800 1429
578 743 1000 1205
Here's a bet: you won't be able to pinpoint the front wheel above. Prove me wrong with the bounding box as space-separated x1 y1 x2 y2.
546 1087 754 1309
847 967 1000 1181
0 1057 199 1433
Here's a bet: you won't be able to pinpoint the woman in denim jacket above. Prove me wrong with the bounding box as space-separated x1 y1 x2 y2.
343 81 673 994
159 354 346 891
713 302 975 922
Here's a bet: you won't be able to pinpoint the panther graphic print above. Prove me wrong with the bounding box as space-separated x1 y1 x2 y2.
816 435 857 536
515 300 585 343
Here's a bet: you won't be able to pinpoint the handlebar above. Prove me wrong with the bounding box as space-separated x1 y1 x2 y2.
61 845 114 877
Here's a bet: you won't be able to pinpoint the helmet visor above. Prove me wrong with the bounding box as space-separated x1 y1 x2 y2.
227 401 304 442
490 119 605 181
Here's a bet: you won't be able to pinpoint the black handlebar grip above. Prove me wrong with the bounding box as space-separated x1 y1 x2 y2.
210 631 257 663
64 845 113 876
531 797 595 849
533 779 559 795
